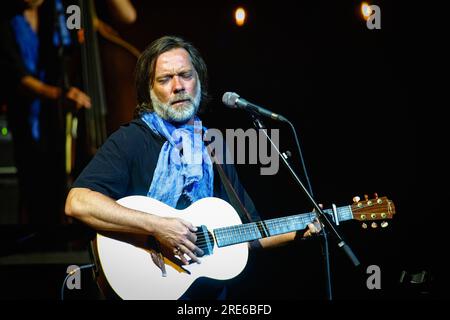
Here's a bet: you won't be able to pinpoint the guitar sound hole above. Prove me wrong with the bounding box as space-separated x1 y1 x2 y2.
195 225 214 256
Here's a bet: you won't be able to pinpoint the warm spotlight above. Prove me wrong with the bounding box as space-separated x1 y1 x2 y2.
235 7 246 27
361 2 372 21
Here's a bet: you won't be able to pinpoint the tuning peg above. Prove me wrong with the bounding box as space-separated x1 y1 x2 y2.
371 222 378 229
362 222 368 229
353 196 361 203
376 193 383 204
364 194 369 201
381 221 389 228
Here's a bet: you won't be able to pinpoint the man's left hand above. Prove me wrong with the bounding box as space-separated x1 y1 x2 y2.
303 204 323 238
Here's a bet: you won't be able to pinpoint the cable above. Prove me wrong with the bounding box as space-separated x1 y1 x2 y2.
286 119 314 196
61 263 95 300
286 118 333 300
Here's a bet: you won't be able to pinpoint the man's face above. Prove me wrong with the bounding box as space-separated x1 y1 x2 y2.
151 48 201 123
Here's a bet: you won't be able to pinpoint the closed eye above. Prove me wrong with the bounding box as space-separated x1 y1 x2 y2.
157 77 170 84
180 72 193 80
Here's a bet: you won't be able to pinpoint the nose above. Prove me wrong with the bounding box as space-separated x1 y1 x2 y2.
172 76 185 94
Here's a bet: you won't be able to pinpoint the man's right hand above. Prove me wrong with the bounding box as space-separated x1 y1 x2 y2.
153 217 204 265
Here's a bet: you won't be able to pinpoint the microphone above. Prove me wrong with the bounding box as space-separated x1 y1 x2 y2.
222 92 288 122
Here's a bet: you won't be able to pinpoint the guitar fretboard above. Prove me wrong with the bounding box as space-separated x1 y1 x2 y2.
214 206 353 247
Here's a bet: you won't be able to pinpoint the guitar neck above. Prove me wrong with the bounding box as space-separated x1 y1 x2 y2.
214 205 353 248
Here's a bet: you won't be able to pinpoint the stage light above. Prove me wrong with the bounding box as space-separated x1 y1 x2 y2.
234 7 246 27
361 2 372 21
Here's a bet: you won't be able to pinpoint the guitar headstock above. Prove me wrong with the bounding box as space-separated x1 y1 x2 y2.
351 193 396 229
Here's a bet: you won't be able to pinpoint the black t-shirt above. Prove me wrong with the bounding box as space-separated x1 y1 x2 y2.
72 118 261 223
72 118 260 300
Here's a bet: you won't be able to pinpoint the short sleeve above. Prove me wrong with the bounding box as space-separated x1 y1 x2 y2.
72 129 131 200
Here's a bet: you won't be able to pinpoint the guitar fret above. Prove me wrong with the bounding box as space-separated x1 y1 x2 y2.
216 222 261 247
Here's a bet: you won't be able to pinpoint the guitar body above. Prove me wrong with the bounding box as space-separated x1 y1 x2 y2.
95 196 248 300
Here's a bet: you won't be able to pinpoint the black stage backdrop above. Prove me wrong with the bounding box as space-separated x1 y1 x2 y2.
1 0 440 301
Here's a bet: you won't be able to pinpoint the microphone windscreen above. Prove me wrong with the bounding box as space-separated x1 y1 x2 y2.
222 92 240 108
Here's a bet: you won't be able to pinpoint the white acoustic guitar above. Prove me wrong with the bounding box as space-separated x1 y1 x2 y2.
93 195 395 300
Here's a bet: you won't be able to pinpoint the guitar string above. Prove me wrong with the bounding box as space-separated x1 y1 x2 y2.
190 206 359 247
165 204 373 248
191 213 325 247
164 205 381 249
178 206 352 248
194 214 317 246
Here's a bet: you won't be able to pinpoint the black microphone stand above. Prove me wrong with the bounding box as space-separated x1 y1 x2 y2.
320 219 333 300
249 113 360 299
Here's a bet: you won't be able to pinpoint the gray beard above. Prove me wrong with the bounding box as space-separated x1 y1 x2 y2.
150 83 201 123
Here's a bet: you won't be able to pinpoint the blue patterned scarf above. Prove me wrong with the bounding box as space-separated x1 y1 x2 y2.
141 112 214 208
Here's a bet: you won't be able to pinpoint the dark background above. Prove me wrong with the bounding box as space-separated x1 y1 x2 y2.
1 0 440 300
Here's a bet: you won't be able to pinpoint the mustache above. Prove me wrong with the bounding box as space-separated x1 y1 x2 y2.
170 93 193 104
